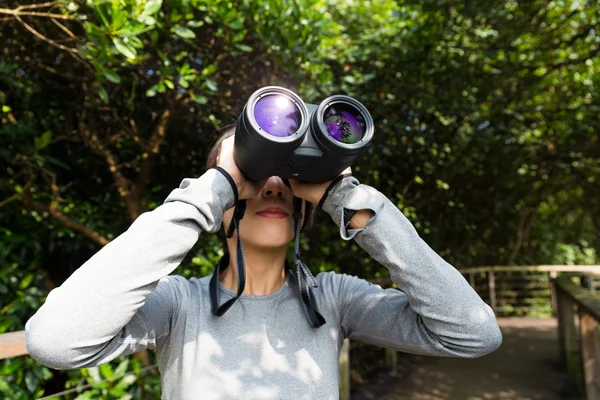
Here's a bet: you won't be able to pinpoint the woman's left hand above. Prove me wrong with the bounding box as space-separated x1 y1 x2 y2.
288 167 352 205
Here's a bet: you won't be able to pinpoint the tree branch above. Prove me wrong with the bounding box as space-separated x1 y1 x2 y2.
1 178 110 247
22 191 110 246
0 9 74 20
13 13 79 54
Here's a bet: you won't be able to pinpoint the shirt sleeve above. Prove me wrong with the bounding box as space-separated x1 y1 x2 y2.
25 169 235 369
320 176 503 358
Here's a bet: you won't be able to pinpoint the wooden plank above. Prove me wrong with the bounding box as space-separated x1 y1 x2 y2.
496 289 552 298
339 338 350 400
460 265 600 274
0 330 28 359
580 310 600 400
372 266 599 287
556 276 600 322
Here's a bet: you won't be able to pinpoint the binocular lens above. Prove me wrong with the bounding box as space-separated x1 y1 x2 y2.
323 103 365 144
254 94 301 137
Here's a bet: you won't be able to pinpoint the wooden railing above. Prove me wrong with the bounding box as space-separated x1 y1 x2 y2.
0 330 26 359
555 273 600 399
459 265 600 316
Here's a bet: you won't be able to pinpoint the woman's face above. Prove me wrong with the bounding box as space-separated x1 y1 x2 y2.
223 176 305 249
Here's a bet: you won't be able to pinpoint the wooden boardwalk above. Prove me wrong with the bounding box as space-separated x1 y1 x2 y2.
352 318 582 400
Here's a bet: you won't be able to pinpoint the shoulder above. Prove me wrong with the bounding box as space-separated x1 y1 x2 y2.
316 270 382 291
152 274 200 308
315 271 383 305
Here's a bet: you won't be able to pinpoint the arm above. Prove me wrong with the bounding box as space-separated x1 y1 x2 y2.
25 169 235 369
321 176 502 358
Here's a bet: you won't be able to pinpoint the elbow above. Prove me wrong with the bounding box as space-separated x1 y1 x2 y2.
472 319 503 358
466 305 503 358
26 317 79 370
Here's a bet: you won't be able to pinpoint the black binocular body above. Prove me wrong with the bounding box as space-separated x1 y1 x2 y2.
233 86 374 184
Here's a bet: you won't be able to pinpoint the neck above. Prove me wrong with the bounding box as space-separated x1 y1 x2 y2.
219 241 288 296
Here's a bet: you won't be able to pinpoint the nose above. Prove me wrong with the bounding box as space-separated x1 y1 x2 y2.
261 176 286 200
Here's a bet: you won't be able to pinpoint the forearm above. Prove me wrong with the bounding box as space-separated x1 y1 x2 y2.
322 176 502 356
26 169 234 361
347 209 373 229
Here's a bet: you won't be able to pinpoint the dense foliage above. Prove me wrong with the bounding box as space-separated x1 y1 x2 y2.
1 0 598 397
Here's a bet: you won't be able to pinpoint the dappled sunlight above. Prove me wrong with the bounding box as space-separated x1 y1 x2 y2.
352 318 572 400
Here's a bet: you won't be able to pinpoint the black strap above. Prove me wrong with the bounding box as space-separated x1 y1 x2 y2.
291 196 326 328
318 173 353 210
213 166 238 205
208 195 325 328
210 200 247 316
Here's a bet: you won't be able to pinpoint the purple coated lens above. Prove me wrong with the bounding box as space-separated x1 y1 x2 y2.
323 104 364 144
253 95 301 137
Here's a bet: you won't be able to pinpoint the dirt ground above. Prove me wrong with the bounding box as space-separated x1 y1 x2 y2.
351 318 582 400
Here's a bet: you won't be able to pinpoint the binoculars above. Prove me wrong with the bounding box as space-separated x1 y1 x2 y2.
233 86 374 183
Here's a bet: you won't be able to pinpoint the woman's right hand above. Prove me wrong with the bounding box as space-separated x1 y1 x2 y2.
216 135 268 201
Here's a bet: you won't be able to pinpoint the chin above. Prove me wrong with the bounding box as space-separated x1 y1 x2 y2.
241 218 293 248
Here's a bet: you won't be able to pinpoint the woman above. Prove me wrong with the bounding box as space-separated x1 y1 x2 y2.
26 127 502 399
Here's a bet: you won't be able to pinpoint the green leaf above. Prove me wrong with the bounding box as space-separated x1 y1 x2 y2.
19 274 33 290
112 10 128 30
201 63 217 76
102 68 121 84
137 15 156 25
127 36 144 48
1 105 11 113
205 79 217 91
143 0 162 16
191 94 208 104
99 363 113 379
114 359 129 377
174 51 189 62
112 38 137 59
34 131 53 151
164 79 174 89
99 86 109 103
235 44 253 52
87 367 102 383
228 21 244 30
173 25 196 39
146 84 158 97
84 21 104 37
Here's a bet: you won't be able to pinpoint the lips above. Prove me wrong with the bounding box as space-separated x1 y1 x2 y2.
256 207 289 218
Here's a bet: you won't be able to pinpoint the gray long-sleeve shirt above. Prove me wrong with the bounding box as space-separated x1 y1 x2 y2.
25 168 502 399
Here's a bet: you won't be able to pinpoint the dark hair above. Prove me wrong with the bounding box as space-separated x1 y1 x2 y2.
205 124 317 237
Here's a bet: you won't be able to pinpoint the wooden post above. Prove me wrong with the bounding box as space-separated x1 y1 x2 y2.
582 274 596 294
550 271 558 317
557 289 584 393
488 270 497 313
339 338 350 400
385 348 398 376
580 310 600 400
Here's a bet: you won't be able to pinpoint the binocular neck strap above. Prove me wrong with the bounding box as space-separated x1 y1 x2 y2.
209 196 326 329
291 197 326 328
210 200 247 316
